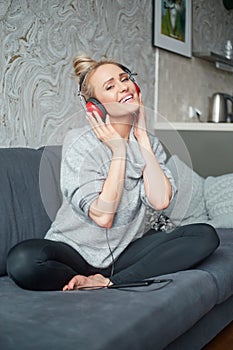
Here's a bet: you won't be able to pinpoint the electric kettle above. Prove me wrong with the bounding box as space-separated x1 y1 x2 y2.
208 93 233 123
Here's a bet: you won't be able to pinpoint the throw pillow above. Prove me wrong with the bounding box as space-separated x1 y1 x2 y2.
204 173 233 228
163 155 208 226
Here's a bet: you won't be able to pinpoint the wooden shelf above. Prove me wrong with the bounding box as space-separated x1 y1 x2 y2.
154 122 233 131
193 51 233 72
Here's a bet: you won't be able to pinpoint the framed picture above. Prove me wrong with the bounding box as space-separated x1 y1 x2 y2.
153 0 192 58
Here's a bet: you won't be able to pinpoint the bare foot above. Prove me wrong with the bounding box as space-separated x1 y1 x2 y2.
62 274 113 291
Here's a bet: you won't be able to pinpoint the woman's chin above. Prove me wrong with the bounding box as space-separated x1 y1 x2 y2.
106 102 140 118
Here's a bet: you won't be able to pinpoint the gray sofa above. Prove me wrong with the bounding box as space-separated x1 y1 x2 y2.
1 129 233 350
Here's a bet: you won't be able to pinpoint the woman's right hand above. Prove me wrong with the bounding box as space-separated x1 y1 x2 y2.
87 112 126 153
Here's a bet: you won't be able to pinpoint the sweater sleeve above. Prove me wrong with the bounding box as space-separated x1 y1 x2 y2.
60 129 107 217
140 136 177 208
152 138 177 200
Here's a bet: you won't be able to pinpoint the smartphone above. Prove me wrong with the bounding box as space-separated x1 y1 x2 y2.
107 279 171 289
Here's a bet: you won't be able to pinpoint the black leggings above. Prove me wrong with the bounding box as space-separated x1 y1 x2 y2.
7 223 219 291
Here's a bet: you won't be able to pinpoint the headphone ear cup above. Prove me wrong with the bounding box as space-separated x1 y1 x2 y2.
86 97 107 120
120 64 141 96
134 82 140 96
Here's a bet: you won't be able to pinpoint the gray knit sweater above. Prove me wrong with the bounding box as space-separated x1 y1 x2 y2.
45 125 176 268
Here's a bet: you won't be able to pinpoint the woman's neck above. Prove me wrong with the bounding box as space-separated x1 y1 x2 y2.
110 115 133 140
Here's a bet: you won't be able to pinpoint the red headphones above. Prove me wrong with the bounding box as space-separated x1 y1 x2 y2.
78 65 140 120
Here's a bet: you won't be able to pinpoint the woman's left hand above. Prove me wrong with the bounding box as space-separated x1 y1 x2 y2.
133 93 148 141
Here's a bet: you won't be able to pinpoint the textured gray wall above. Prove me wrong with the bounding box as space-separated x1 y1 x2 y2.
0 0 155 147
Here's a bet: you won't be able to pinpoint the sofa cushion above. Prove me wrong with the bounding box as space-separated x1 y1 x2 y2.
197 228 233 304
39 145 62 222
204 173 233 228
0 270 217 350
163 155 208 226
0 146 62 276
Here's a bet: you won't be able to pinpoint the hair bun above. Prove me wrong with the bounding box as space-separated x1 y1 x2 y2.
73 55 97 79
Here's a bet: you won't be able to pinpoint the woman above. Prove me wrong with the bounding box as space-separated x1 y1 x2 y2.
7 55 219 291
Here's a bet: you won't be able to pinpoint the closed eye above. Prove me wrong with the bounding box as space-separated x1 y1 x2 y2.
106 84 114 90
104 73 130 90
121 74 130 82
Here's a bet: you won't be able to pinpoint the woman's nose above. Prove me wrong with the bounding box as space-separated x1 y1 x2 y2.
117 81 128 92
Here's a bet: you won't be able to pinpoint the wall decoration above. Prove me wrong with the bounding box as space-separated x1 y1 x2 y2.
153 0 192 57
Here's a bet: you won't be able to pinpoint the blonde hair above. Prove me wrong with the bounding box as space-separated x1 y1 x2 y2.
73 54 121 100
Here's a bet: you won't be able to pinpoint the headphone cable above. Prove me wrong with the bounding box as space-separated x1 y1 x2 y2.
77 228 173 292
105 228 115 284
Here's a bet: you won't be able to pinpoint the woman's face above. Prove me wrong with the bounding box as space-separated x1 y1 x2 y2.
89 63 140 118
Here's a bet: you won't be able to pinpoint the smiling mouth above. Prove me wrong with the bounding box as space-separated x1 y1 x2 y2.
119 95 133 103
